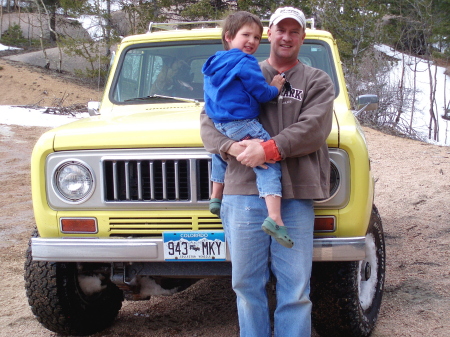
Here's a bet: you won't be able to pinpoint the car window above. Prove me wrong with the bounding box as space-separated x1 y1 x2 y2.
111 40 338 104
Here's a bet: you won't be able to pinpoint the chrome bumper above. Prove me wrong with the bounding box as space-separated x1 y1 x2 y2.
31 237 365 262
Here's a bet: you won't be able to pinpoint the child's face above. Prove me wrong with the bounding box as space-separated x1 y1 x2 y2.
225 23 262 55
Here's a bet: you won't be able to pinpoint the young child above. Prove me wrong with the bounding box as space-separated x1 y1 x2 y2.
202 11 293 248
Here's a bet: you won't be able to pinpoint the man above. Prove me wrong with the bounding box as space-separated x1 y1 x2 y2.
200 7 335 336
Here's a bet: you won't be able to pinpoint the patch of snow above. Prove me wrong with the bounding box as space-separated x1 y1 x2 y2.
375 44 450 145
0 106 88 127
137 276 178 297
78 274 106 296
0 43 22 51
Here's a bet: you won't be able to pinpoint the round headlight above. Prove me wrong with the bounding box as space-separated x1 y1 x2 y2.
54 161 94 202
314 160 340 203
329 161 340 197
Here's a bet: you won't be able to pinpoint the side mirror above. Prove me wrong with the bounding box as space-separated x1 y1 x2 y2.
357 95 379 113
88 101 100 116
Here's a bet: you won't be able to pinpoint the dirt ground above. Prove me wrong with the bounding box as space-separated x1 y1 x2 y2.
0 58 450 337
0 59 102 107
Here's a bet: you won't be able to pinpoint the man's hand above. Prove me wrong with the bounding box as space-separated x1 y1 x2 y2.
236 139 272 168
227 142 247 157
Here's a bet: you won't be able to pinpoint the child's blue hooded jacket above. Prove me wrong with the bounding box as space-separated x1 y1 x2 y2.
202 48 279 123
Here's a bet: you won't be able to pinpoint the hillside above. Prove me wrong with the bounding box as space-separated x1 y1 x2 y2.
0 58 102 107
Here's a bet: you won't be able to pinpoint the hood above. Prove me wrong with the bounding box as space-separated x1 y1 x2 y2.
202 48 249 86
52 105 204 151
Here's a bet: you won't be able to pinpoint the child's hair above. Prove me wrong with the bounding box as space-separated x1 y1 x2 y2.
221 11 263 50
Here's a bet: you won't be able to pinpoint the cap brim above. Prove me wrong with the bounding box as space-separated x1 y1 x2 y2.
270 16 303 28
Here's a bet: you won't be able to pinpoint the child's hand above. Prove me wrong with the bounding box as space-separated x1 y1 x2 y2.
270 74 286 93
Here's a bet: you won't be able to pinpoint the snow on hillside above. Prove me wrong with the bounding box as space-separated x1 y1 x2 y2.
375 45 450 145
0 43 21 51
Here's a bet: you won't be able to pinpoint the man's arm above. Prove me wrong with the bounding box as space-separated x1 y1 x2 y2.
200 109 246 159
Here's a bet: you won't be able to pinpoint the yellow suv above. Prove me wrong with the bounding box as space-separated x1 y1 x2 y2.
25 20 385 337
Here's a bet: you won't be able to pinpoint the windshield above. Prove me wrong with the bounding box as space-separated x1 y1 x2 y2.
111 40 338 104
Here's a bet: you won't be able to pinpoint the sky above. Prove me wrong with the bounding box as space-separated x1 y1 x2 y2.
1 42 449 146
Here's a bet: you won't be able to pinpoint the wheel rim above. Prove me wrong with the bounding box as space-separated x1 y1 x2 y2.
358 232 378 310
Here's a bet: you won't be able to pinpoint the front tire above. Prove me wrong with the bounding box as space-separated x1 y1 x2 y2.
24 230 123 336
311 206 385 337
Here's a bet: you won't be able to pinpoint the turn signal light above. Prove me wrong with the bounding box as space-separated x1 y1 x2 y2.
60 218 98 233
314 216 335 232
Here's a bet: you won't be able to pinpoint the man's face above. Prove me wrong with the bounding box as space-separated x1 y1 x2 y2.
268 18 306 62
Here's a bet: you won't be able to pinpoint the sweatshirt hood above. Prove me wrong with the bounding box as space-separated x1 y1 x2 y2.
202 49 249 86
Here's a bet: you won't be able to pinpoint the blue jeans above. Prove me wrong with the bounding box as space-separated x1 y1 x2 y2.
221 195 314 337
211 119 282 197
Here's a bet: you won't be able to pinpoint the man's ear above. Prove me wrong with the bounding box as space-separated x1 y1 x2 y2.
300 30 306 43
267 28 272 42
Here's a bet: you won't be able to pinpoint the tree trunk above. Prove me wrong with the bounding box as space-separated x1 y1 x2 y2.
409 60 418 134
0 2 3 39
35 0 51 69
427 59 438 141
394 54 406 126
105 0 111 57
49 10 56 41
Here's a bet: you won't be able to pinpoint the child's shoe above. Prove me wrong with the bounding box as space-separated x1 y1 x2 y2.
261 217 294 248
209 198 222 217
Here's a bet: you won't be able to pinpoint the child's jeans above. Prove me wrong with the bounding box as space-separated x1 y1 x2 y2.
211 118 281 197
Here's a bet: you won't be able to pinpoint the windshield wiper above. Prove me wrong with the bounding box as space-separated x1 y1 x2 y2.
125 94 200 105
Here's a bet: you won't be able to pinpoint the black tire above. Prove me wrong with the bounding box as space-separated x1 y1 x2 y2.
24 230 123 336
311 205 385 337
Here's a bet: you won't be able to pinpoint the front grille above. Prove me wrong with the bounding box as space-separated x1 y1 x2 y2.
104 158 211 202
47 148 349 211
108 215 222 237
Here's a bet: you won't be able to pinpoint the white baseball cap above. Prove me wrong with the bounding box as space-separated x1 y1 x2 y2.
269 7 306 28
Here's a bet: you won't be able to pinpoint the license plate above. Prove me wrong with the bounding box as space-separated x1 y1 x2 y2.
163 231 226 261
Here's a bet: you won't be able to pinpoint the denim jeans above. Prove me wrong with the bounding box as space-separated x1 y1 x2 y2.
221 195 314 337
211 119 282 197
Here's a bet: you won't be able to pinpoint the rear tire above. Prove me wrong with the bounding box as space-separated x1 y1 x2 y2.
24 230 123 336
311 206 385 337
